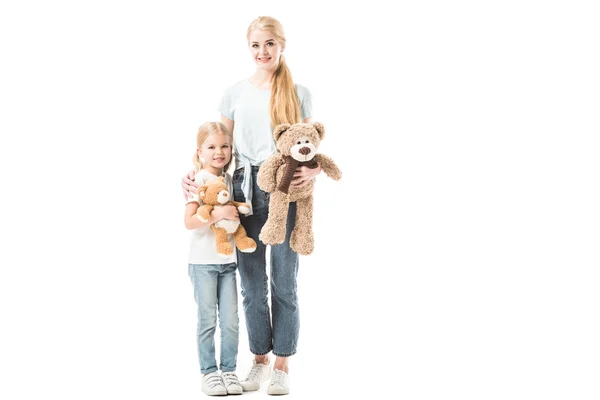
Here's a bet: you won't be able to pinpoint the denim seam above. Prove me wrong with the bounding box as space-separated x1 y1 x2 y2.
261 275 271 352
273 350 296 357
250 347 273 356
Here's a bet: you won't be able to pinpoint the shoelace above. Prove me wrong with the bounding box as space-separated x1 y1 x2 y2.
222 372 241 387
246 363 264 381
205 374 223 389
270 369 286 386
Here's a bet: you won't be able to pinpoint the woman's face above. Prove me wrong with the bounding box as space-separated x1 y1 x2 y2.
248 29 283 71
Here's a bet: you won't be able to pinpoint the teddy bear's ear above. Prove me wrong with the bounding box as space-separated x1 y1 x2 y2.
198 185 208 197
273 123 291 141
217 176 225 183
312 122 325 140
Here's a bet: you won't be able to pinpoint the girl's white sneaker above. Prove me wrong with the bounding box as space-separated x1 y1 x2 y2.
240 360 271 391
221 371 243 395
267 369 290 395
201 372 227 396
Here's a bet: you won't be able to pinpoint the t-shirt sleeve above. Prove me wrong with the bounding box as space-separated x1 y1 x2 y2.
298 84 313 120
185 176 204 205
218 86 235 120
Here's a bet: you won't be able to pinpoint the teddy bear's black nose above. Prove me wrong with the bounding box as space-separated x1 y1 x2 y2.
299 147 311 155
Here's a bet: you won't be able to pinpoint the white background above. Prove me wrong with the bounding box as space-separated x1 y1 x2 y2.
1 1 599 399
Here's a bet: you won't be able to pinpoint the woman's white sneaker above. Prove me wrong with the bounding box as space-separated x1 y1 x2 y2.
240 360 271 391
267 369 290 395
201 372 227 396
221 371 243 395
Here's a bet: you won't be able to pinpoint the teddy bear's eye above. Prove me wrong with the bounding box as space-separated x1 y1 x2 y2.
296 141 301 145
305 140 309 143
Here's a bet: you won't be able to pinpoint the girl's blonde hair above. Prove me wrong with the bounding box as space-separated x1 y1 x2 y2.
193 122 233 173
247 16 302 127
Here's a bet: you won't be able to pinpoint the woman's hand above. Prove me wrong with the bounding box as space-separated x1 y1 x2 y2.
182 169 198 200
211 205 239 221
290 164 321 188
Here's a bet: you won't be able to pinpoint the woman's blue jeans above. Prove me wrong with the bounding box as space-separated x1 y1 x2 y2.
233 166 300 357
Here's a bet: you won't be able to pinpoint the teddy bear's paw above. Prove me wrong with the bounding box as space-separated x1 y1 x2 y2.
291 241 314 255
259 226 285 245
197 214 209 223
238 205 251 215
216 242 234 256
290 231 314 255
237 238 257 253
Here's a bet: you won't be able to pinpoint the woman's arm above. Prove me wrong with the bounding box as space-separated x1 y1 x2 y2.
290 116 321 187
182 170 197 200
221 115 234 135
184 202 240 230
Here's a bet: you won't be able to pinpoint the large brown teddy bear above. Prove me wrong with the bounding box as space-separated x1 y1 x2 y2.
257 122 341 255
197 177 257 256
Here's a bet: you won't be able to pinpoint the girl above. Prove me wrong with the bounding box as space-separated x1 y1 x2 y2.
184 122 243 396
182 17 320 395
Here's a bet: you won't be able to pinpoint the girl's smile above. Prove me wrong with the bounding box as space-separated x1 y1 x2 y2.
197 133 232 175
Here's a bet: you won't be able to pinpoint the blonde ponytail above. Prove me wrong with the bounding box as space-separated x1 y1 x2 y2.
192 152 202 173
270 54 301 126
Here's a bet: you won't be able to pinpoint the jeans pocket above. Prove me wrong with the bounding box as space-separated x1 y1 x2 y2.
188 264 196 283
232 168 244 183
233 181 246 203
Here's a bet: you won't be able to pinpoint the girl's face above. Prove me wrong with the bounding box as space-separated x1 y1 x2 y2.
248 29 283 71
197 133 232 174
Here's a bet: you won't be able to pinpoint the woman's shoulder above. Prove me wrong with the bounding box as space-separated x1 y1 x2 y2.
223 79 250 94
294 83 312 100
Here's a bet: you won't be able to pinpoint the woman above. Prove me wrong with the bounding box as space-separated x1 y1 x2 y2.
182 16 320 395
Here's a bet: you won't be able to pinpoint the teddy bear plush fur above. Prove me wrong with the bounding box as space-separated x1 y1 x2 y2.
197 177 257 256
257 122 341 255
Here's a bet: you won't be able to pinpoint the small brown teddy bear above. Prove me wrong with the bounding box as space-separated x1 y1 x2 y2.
257 122 342 255
197 177 257 256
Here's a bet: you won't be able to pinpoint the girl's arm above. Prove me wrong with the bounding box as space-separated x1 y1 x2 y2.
184 202 240 230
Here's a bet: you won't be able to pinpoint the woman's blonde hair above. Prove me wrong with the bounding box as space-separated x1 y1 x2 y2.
247 16 302 127
193 122 233 173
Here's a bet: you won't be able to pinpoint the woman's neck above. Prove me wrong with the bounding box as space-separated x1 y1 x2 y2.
250 70 274 89
201 166 223 176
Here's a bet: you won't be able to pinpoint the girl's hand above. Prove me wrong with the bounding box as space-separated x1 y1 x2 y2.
290 164 321 188
211 205 239 221
182 169 198 200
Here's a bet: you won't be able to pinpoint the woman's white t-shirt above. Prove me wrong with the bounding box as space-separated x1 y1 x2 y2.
218 79 312 213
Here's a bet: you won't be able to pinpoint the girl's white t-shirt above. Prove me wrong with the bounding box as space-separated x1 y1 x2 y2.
186 169 237 265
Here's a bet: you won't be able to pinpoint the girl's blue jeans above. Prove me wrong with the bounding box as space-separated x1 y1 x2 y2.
188 262 239 374
233 166 300 357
